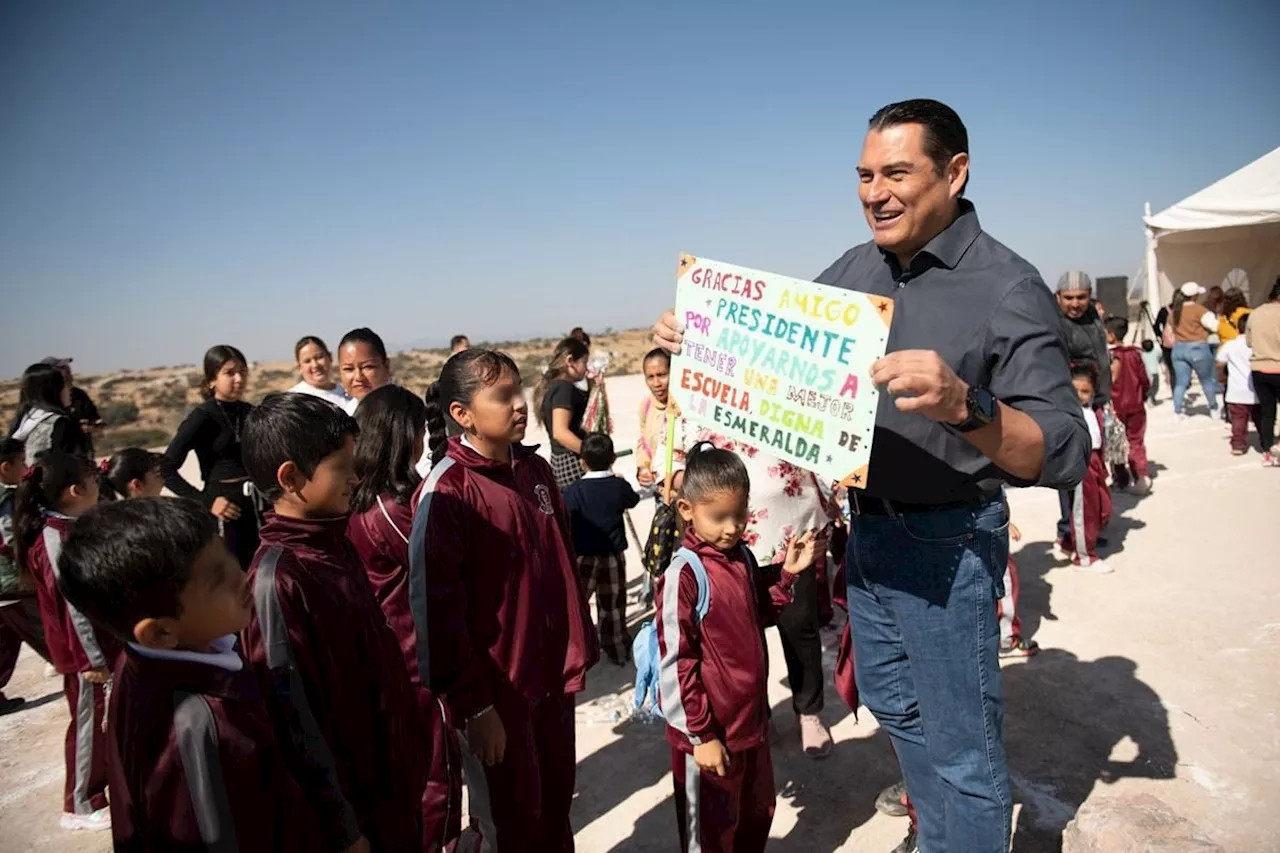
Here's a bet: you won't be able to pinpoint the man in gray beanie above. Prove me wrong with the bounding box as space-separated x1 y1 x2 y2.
1056 271 1110 408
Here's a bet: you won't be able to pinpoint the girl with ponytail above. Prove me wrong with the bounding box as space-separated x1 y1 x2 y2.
13 450 114 831
97 448 163 502
347 384 462 849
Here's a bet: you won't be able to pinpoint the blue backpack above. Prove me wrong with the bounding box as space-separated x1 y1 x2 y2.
632 545 752 718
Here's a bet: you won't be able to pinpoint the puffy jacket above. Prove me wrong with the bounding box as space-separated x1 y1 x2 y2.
1059 306 1111 407
12 407 91 463
408 437 598 722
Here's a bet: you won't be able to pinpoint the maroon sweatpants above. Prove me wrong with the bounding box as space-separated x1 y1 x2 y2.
62 672 109 815
462 693 576 853
671 740 775 853
1116 408 1149 479
420 692 463 852
0 599 50 698
996 556 1022 644
1227 403 1261 453
1062 453 1113 567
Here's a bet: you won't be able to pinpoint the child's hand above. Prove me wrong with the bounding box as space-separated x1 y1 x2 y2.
1009 522 1022 543
637 468 656 488
782 529 819 575
693 739 731 777
209 496 241 521
467 706 507 767
83 667 109 684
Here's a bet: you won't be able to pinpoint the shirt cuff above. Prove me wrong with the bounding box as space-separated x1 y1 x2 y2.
1024 408 1090 490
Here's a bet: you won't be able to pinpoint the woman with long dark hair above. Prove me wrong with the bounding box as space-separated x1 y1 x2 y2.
533 336 591 490
10 364 92 463
160 345 259 567
346 385 462 849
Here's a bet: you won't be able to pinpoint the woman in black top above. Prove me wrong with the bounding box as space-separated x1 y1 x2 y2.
533 336 591 490
161 345 259 567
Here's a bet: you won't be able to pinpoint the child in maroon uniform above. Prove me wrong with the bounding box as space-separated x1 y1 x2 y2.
412 349 598 853
56 497 326 851
656 443 820 853
1059 367 1114 573
12 450 115 832
239 393 426 853
1105 316 1152 493
348 385 463 851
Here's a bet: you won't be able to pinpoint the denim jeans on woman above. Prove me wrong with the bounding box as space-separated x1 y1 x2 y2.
1171 341 1219 415
845 498 1011 853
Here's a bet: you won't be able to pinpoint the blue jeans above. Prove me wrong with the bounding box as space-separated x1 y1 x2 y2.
845 499 1011 853
1171 341 1218 415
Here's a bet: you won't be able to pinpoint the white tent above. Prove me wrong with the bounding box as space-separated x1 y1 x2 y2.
1142 146 1280 313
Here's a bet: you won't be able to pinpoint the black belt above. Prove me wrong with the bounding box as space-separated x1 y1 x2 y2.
847 491 987 517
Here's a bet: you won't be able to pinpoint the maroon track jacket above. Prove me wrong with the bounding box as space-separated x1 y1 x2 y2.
1109 345 1151 416
106 642 325 851
656 532 796 754
27 514 119 674
241 513 426 853
409 437 598 721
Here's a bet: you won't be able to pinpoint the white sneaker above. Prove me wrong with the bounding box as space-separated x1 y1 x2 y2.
1052 542 1073 562
798 714 833 759
1176 413 1188 423
43 662 57 679
1073 558 1113 574
1129 476 1152 495
60 808 111 832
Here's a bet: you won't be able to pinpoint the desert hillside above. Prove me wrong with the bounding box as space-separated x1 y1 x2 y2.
0 329 655 456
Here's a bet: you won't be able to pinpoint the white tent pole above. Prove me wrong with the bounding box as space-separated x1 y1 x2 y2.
1143 202 1162 337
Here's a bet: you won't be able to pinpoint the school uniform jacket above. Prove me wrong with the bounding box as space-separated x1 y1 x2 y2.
409 437 598 722
27 514 119 674
656 532 796 754
240 513 426 853
1109 345 1151 416
106 642 325 852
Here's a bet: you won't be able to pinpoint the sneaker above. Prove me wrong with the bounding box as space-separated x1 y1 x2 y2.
890 824 919 853
43 662 58 679
998 636 1040 658
1074 557 1113 574
1231 448 1247 456
798 714 832 759
1264 452 1276 467
875 780 909 817
1129 475 1152 495
1176 413 1188 423
60 808 111 832
1052 541 1073 562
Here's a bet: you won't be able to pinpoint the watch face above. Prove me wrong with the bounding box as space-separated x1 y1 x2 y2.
976 387 996 420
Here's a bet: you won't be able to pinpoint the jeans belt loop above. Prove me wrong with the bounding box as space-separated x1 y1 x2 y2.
881 498 898 519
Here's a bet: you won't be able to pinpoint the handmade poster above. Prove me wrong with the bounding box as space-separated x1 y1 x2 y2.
671 253 893 489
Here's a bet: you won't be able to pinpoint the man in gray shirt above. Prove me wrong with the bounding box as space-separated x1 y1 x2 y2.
654 99 1087 853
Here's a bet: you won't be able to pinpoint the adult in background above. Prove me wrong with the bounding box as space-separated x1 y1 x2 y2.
534 336 591 490
337 327 393 416
654 98 1088 853
10 363 92 463
1169 281 1221 420
450 334 471 355
1247 277 1280 466
160 345 259 568
44 359 103 458
288 335 353 409
1054 271 1109 554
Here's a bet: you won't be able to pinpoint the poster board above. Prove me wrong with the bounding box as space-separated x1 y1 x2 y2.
671 253 893 489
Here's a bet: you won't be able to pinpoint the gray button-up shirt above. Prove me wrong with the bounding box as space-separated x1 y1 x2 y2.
816 201 1088 504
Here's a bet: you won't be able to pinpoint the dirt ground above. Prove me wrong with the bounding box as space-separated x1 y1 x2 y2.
1 374 1276 852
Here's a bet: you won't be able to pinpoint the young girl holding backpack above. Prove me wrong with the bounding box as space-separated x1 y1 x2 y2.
14 451 116 832
346 384 462 851
411 348 597 853
655 443 819 853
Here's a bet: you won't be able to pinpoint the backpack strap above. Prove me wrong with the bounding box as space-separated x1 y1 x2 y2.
673 546 711 621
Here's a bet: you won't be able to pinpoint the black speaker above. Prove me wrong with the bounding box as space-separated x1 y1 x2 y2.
1096 276 1129 320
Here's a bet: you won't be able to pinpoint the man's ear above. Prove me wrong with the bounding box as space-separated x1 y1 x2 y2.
133 617 179 650
276 460 303 497
947 152 969 198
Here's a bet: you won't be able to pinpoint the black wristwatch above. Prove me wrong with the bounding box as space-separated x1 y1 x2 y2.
950 385 997 433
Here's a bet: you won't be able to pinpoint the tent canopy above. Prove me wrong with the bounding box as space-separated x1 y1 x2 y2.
1143 146 1280 310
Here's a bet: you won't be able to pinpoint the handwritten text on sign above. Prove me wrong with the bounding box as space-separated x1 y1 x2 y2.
671 254 893 489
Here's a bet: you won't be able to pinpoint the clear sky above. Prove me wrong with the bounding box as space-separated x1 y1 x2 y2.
1 0 1277 377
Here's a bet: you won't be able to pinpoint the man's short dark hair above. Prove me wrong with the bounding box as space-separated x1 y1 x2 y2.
450 334 470 349
242 392 358 503
1105 315 1129 341
57 498 216 642
869 99 969 195
581 434 616 472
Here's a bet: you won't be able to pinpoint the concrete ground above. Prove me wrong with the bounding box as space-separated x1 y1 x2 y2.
1 373 1276 851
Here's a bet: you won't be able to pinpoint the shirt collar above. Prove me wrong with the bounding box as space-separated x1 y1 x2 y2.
881 199 983 276
581 470 614 480
129 634 244 672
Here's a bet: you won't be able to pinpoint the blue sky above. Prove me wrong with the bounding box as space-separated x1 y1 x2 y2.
1 0 1277 376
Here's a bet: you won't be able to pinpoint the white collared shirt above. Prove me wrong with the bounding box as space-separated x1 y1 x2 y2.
129 633 244 673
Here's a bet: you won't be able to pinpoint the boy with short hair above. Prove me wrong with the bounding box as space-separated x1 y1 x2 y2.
240 393 426 853
55 497 325 851
0 438 49 716
1216 314 1261 456
1105 316 1152 494
1058 367 1114 573
563 434 640 666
